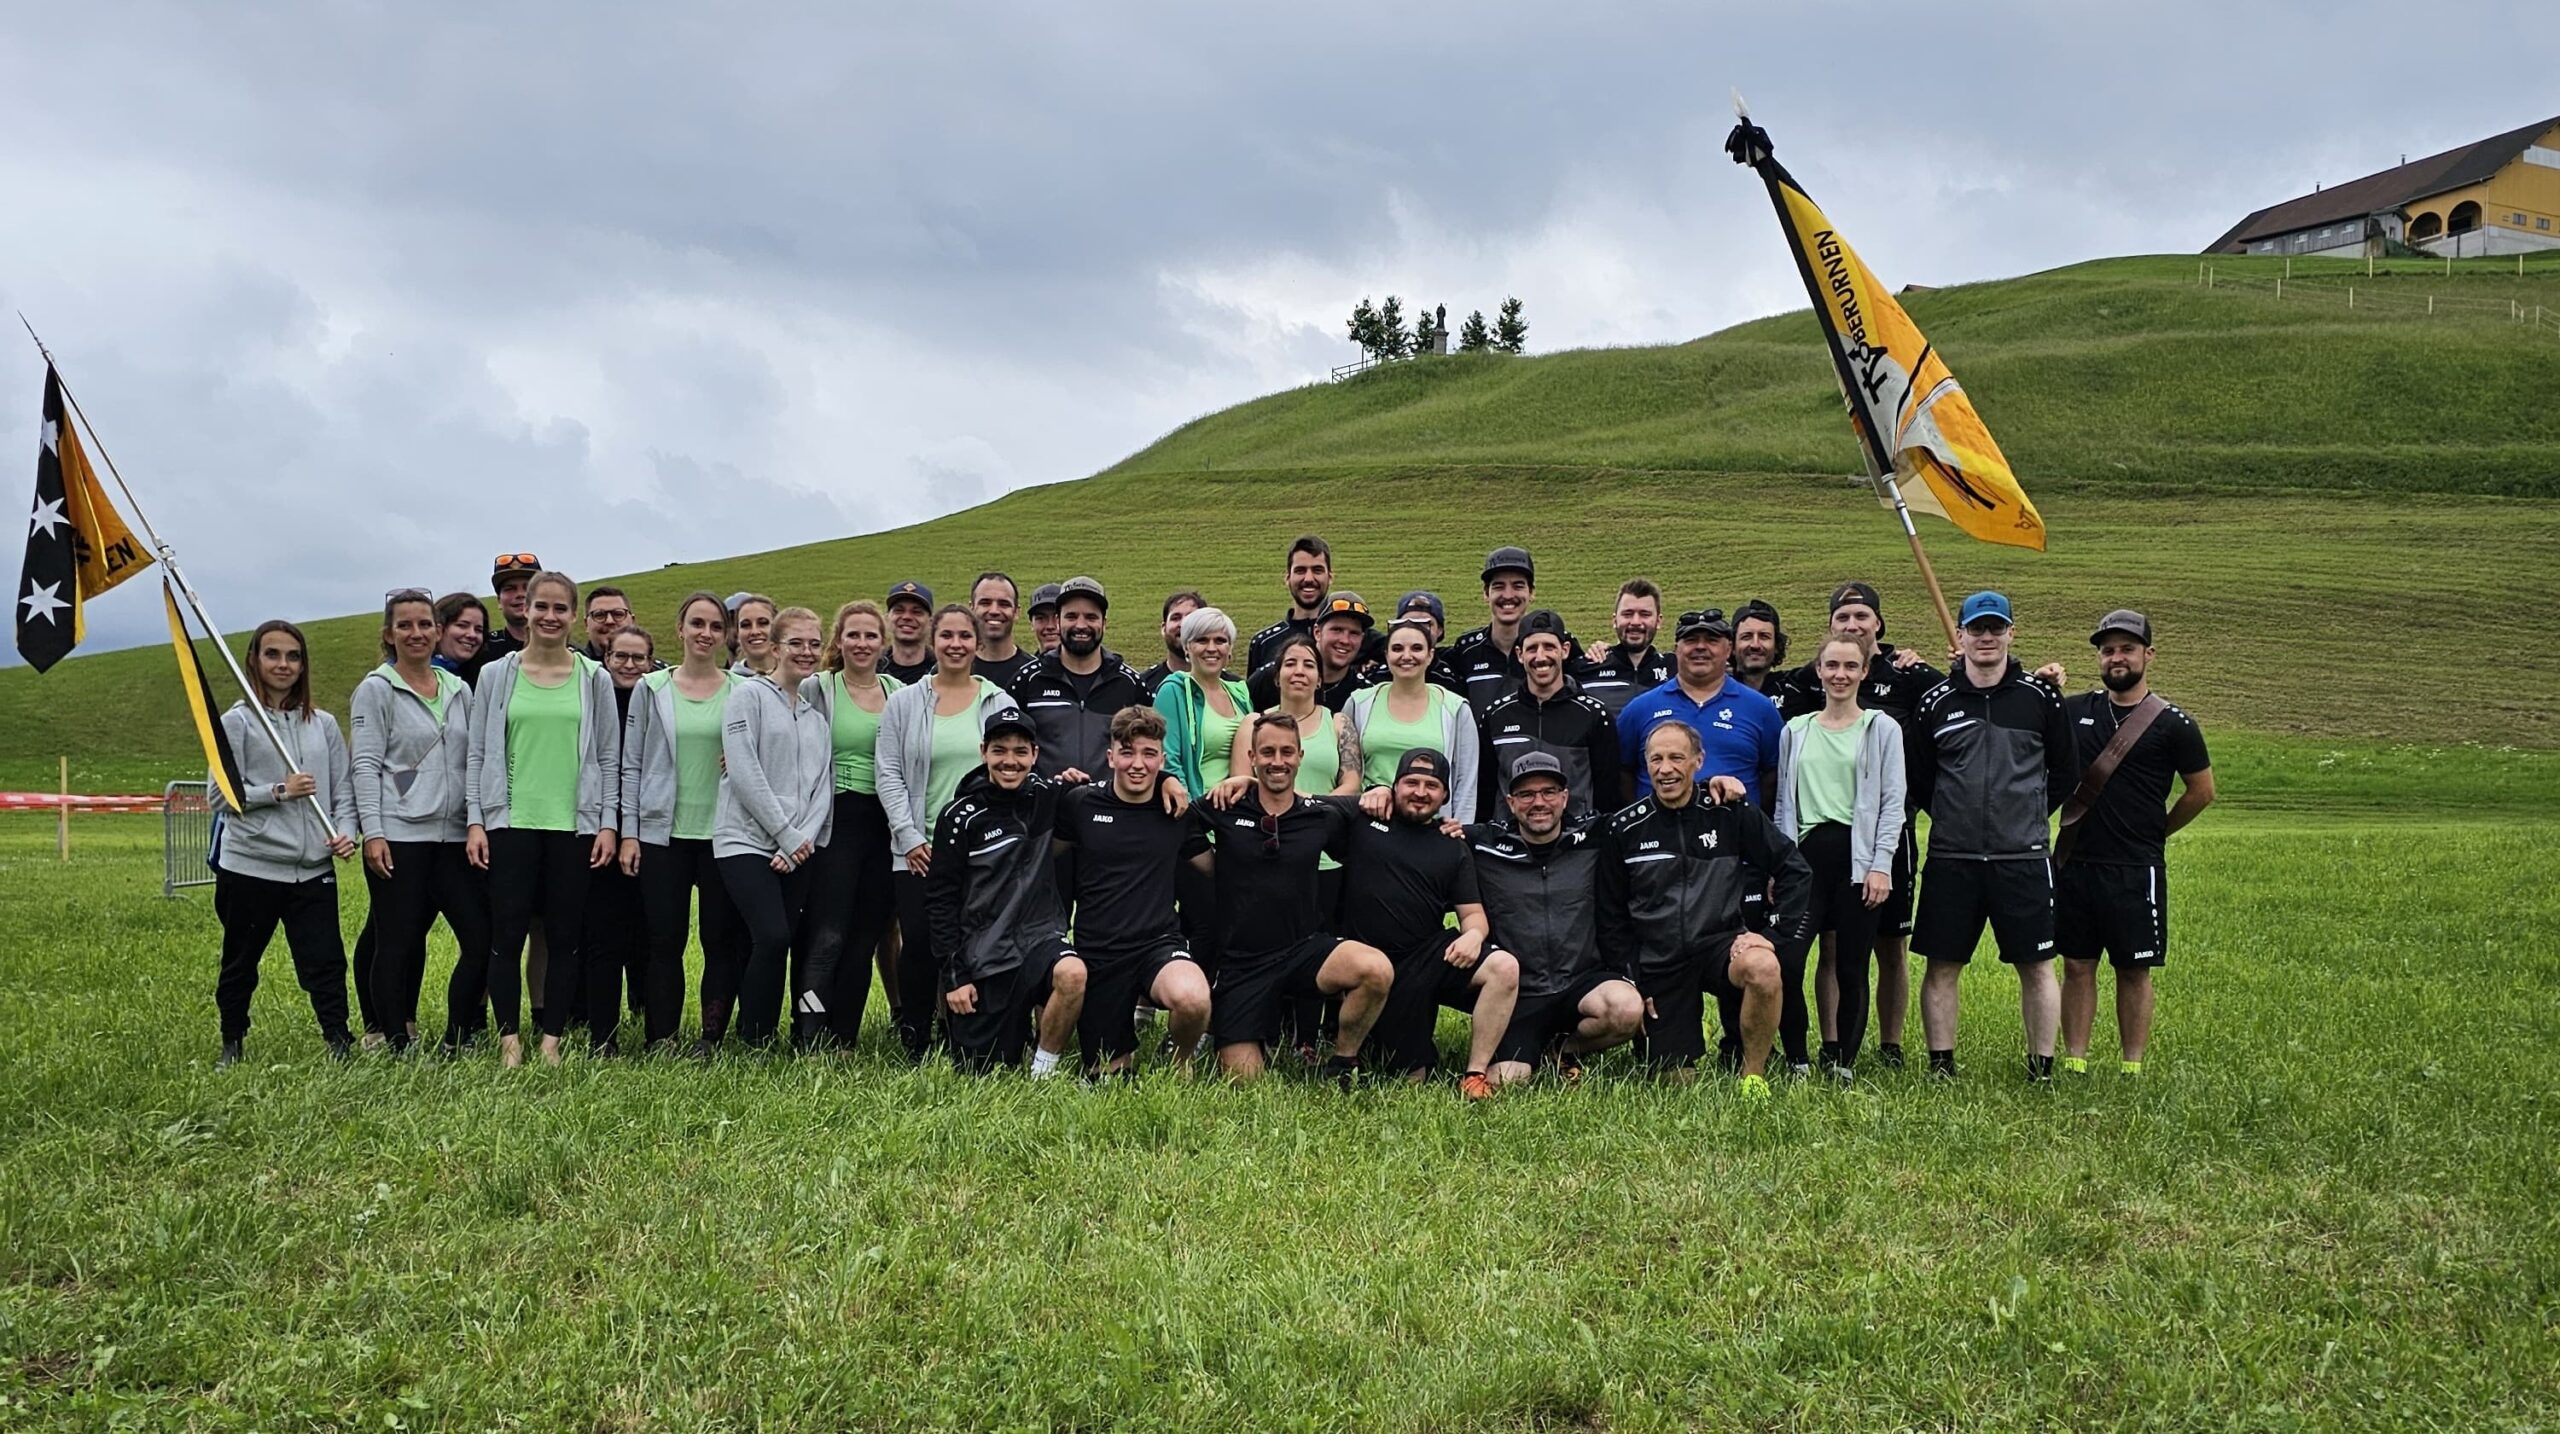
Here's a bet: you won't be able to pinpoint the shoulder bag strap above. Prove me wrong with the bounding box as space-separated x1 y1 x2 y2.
2055 694 2164 863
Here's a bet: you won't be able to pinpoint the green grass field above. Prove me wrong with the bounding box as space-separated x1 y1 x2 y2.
3 764 2556 1427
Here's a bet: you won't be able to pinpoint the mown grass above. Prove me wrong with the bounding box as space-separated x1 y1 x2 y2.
4 763 2557 1428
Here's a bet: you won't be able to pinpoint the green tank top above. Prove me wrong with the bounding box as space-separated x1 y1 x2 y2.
672 677 732 841
831 673 901 794
1359 687 1452 790
1791 710 1869 829
924 704 981 834
1289 710 1343 871
505 667 583 832
1198 700 1243 789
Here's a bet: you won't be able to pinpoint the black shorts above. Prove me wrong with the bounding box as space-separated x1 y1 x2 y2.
1080 937 1199 1060
1912 858 2054 966
1495 969 1630 1067
1636 931 1743 1068
2055 863 2167 970
1378 948 1487 1074
945 937 1074 1071
1211 932 1338 1048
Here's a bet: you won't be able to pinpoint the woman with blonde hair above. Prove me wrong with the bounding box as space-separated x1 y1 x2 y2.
620 592 744 1051
1773 631 1906 1082
714 605 836 1049
795 599 904 1047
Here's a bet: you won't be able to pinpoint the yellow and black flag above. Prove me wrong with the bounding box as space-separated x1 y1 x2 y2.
164 577 245 812
16 365 154 670
1726 113 2046 551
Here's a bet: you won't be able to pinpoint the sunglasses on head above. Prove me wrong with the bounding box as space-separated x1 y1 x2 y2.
491 552 541 569
384 587 433 603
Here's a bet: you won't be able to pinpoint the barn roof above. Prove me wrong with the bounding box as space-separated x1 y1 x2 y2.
2204 115 2560 253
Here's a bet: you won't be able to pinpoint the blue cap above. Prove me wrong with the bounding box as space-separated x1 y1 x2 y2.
1958 591 2013 628
1397 590 1445 625
886 580 933 608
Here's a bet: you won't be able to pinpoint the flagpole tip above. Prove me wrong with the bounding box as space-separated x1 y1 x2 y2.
1732 89 1749 119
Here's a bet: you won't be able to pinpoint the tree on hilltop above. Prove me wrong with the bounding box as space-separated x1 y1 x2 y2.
1457 309 1493 352
1347 297 1385 361
1493 296 1528 355
1378 295 1412 360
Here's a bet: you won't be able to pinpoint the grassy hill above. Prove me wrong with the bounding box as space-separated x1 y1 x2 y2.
6 253 2558 791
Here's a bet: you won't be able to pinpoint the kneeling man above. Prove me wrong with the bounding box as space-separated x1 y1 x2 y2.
1467 752 1643 1086
926 709 1086 1074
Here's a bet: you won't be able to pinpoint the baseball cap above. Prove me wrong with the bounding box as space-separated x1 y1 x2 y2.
980 706 1039 744
1505 750 1567 792
491 552 542 585
2090 608 2151 645
1828 581 1881 615
886 580 934 609
1732 598 1783 633
1675 607 1733 641
724 591 754 613
1319 592 1373 628
1395 590 1444 626
1480 546 1535 585
1958 591 2014 629
1057 576 1108 613
1394 748 1451 786
1519 608 1570 644
1027 582 1064 614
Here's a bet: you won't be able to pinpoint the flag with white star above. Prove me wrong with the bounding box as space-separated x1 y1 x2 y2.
17 365 153 671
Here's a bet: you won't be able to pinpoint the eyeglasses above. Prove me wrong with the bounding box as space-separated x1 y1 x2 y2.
606 650 653 664
586 606 631 621
778 638 826 653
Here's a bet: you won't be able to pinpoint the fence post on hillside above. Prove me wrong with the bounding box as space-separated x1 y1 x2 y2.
58 755 69 861
2207 266 2215 289
2348 286 2355 310
2428 294 2434 314
2368 253 2375 278
2275 275 2283 299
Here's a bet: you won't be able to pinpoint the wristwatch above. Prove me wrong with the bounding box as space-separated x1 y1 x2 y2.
270 783 287 803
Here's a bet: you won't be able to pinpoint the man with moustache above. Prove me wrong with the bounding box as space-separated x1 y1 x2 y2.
1450 546 1571 711
1248 593 1378 710
1468 753 1645 1087
1571 578 1671 722
1006 578 1146 781
1246 535 1343 673
1473 609 1618 823
881 580 936 683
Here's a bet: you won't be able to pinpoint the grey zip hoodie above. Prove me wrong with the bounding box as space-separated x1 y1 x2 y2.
713 673 834 863
466 650 621 834
348 664 473 842
213 703 357 882
621 667 736 846
874 676 1019 870
1772 709 1909 878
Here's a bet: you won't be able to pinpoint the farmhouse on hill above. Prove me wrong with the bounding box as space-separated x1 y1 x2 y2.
2205 114 2560 259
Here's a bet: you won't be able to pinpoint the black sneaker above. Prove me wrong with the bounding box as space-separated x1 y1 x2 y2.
325 1037 355 1062
1327 1054 1362 1092
216 1039 244 1069
1926 1050 1957 1080
1879 1043 1906 1070
2024 1054 2055 1083
1817 1041 1841 1067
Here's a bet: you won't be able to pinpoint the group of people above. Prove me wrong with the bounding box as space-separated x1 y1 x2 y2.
206 536 2214 1093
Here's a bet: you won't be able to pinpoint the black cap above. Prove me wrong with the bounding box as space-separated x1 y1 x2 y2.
2090 608 2152 645
1057 576 1107 613
886 580 933 609
1675 607 1732 640
1319 592 1373 628
491 552 542 584
1732 598 1782 633
1828 581 1881 615
980 705 1039 744
1394 747 1451 786
1481 546 1535 585
1504 750 1567 792
1396 589 1445 626
1519 608 1570 644
1027 582 1064 614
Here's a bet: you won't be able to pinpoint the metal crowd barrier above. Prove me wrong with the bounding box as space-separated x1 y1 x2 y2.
163 780 215 898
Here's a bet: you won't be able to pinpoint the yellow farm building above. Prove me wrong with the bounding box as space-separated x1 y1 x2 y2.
2207 114 2560 259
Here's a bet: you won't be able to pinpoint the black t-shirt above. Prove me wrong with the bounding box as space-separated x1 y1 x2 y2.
1055 782 1207 951
2063 692 2209 866
1203 793 1352 961
882 652 934 684
973 649 1033 689
1334 813 1481 964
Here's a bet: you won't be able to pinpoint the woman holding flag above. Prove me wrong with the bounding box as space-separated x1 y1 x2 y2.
209 619 361 1067
467 570 621 1067
350 589 486 1057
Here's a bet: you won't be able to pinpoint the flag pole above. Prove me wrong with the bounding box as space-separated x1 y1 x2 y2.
16 319 342 840
1729 101 1962 658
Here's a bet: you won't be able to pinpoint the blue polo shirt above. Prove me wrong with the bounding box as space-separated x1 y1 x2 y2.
1617 675 1784 805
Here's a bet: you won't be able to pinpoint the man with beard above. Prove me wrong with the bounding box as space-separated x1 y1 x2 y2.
880 581 937 683
1138 589 1206 698
1451 546 1572 711
1728 599 1791 705
1006 578 1146 781
1336 749 1515 1098
2047 610 2213 1077
1571 578 1671 722
1246 535 1340 673
1469 753 1645 1087
578 586 636 663
1248 592 1377 710
1025 582 1064 657
1908 591 2080 1081
970 571 1033 687
1473 609 1618 822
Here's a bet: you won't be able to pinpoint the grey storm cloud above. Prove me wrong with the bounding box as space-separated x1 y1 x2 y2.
5 1 2555 657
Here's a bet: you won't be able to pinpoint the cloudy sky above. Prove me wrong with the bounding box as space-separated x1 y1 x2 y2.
6 3 2553 657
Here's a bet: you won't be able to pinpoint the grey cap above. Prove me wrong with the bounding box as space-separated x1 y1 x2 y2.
1481 545 1535 584
981 705 1038 743
1057 575 1107 612
1027 582 1065 613
2090 609 2152 645
724 591 754 612
1504 750 1568 792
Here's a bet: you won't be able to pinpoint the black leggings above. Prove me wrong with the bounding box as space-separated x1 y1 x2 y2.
637 837 743 1046
892 870 941 1061
719 853 815 1047
364 840 489 1046
485 827 593 1038
1802 822 1888 1064
797 791 895 1044
213 867 352 1045
582 862 644 1047
351 915 383 1037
